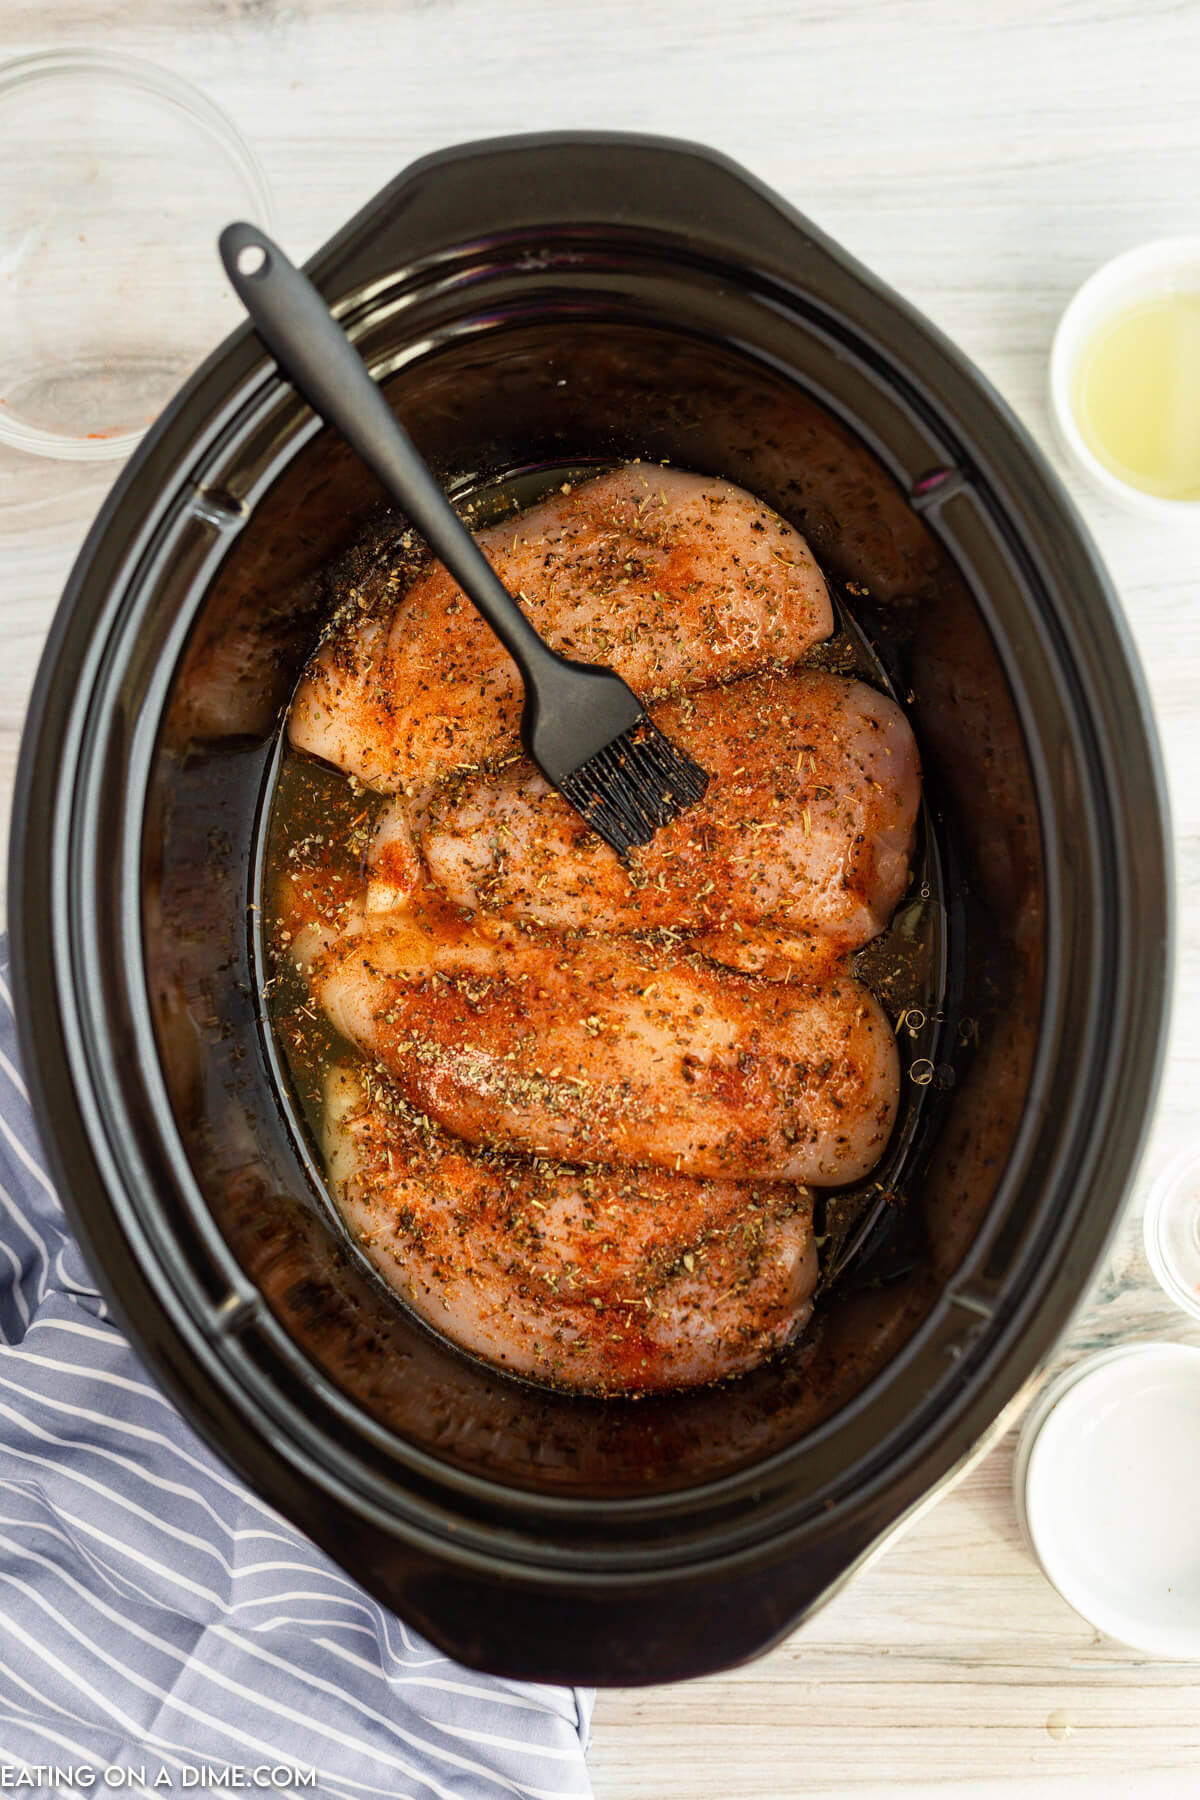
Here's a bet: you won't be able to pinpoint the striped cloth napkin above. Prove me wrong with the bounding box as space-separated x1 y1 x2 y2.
0 944 595 1798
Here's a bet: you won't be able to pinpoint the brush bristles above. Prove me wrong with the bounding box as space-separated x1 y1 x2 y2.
558 716 710 856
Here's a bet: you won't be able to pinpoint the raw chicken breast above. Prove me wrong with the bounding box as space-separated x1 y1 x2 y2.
367 670 920 981
272 861 366 977
311 906 899 1185
288 465 833 798
325 1062 817 1393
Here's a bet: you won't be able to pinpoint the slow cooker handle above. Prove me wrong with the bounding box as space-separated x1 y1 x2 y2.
308 132 841 305
342 1515 898 1685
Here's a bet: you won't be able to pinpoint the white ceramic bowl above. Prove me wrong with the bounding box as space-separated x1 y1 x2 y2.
1014 1343 1200 1658
1048 237 1200 521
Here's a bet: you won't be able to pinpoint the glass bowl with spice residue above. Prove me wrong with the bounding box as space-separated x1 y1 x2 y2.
0 48 272 460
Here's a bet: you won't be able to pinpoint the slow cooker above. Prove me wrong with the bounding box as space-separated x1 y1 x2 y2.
8 134 1171 1683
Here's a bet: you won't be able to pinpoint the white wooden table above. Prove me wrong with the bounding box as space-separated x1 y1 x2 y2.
2 2 1199 1793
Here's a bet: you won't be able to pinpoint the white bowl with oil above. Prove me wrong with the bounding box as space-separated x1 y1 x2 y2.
1049 237 1200 518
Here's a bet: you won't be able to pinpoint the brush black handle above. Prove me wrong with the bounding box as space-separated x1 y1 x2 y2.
219 221 561 687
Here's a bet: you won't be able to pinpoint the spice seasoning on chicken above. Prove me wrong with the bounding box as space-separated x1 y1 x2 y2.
269 464 921 1395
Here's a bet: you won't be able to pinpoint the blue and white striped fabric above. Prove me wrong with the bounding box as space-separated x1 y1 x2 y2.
0 943 594 1798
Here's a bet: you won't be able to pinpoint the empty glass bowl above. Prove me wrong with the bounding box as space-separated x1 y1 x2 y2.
1144 1142 1200 1323
0 49 273 460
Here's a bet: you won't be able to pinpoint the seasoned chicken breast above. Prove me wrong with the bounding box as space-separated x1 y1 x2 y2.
288 465 833 798
366 669 920 980
272 458 922 1397
311 906 899 1185
325 1062 817 1394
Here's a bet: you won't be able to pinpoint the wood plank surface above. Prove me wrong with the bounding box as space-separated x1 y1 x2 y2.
1 2 1198 1793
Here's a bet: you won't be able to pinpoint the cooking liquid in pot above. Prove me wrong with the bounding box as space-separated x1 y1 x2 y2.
262 463 949 1395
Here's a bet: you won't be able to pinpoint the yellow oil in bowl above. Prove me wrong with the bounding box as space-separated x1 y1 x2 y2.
1072 293 1200 501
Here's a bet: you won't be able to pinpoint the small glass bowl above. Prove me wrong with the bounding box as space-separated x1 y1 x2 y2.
0 49 273 460
1144 1142 1200 1323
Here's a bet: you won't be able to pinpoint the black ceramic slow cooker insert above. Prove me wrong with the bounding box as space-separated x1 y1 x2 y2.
9 134 1171 1684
